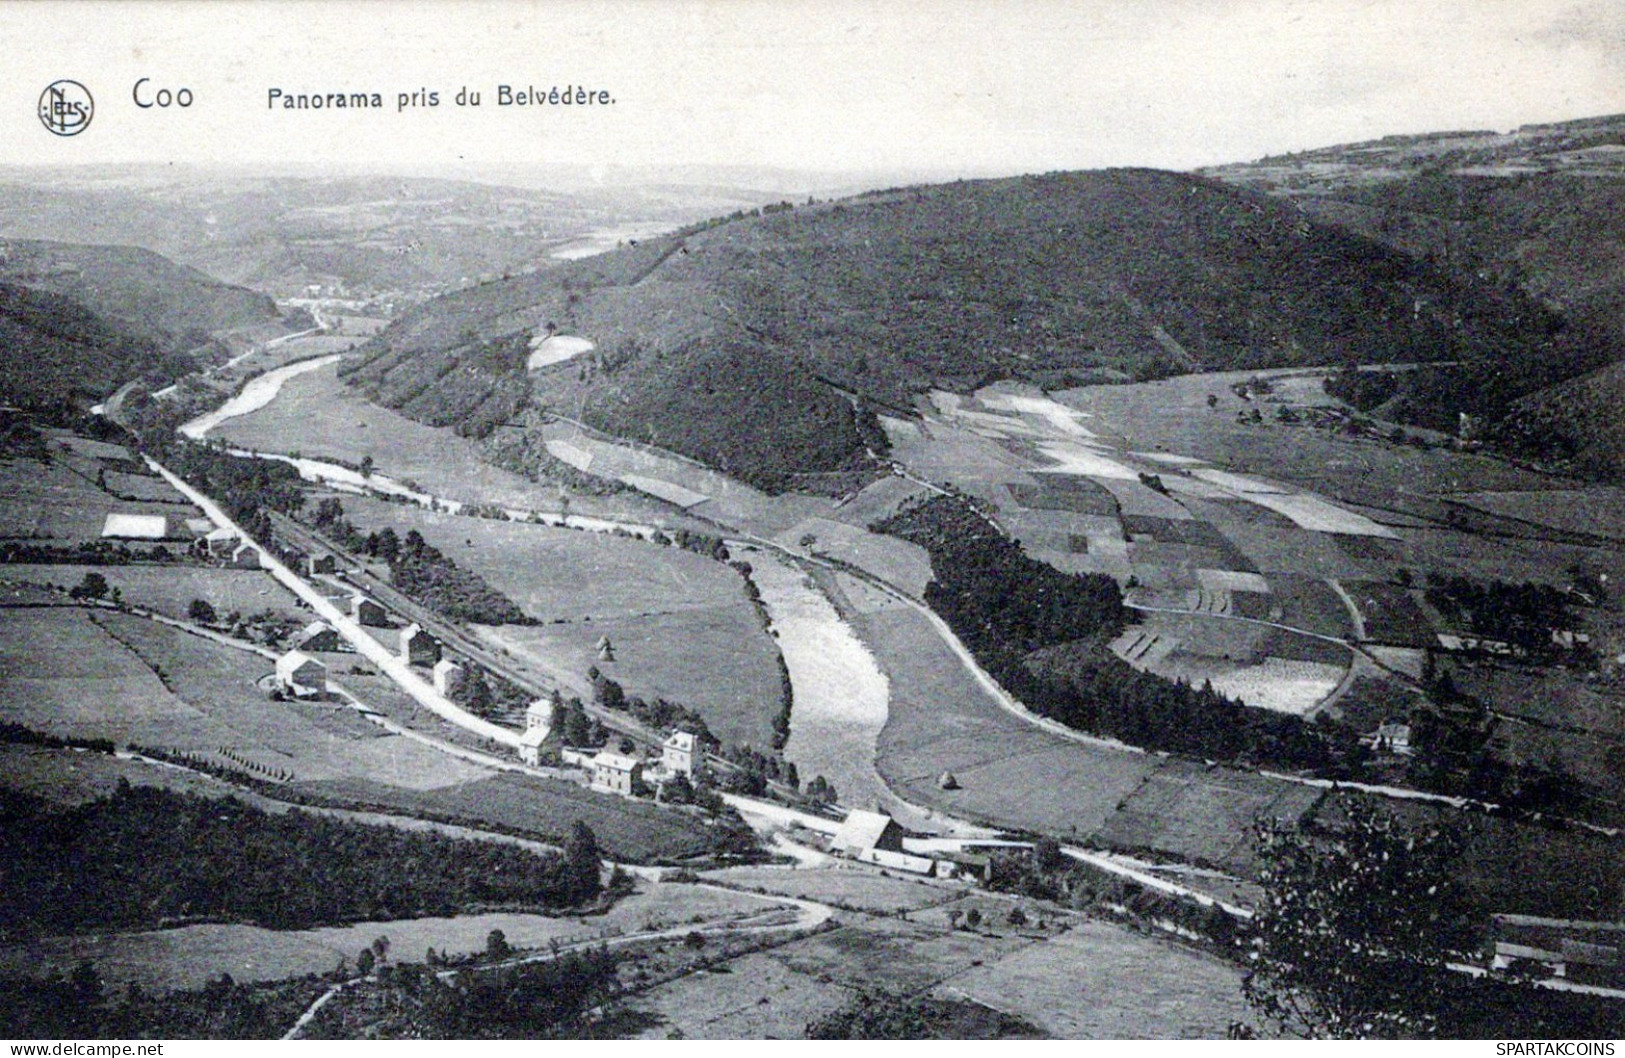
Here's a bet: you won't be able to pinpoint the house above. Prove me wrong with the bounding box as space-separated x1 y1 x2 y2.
831 809 905 857
524 698 552 735
590 751 644 796
661 730 697 777
432 658 465 695
856 846 937 875
229 542 264 569
517 725 549 766
183 517 215 539
1489 915 1625 988
101 513 171 540
203 527 239 557
293 620 345 653
275 649 327 699
400 623 440 666
307 553 338 576
352 595 388 627
1361 721 1413 756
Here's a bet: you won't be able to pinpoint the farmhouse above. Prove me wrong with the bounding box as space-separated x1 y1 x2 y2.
275 649 327 699
293 620 345 653
662 730 697 777
432 658 465 694
517 699 552 765
101 513 171 540
229 542 264 569
1361 721 1413 756
590 751 644 796
399 622 440 666
831 809 906 858
202 527 239 557
351 595 388 627
183 517 214 539
1489 914 1625 988
517 725 549 766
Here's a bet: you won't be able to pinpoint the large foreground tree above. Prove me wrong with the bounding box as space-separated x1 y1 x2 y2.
1243 798 1478 1039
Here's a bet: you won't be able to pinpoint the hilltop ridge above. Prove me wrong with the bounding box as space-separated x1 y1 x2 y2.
345 166 1604 490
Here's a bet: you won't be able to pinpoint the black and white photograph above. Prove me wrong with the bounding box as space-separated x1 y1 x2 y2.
0 0 1622 1043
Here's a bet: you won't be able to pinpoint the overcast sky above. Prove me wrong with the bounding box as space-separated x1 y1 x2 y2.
2 0 1621 180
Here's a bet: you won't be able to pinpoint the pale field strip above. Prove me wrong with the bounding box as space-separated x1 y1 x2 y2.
1195 568 1271 594
1030 440 1140 479
1189 468 1290 493
976 391 1099 438
179 353 344 439
526 333 595 370
618 471 710 507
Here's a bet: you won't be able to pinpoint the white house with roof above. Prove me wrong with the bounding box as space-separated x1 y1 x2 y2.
831 809 905 858
399 623 440 666
202 527 239 557
352 595 388 627
590 751 644 796
516 698 552 765
275 649 327 699
293 620 345 653
432 658 465 695
661 730 697 777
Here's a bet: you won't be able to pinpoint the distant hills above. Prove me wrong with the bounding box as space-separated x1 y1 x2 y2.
0 170 847 302
0 238 277 413
346 165 1609 490
1206 113 1625 479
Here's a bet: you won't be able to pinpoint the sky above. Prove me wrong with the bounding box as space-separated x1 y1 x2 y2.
0 0 1620 181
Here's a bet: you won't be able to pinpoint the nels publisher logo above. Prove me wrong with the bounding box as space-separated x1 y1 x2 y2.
38 79 94 136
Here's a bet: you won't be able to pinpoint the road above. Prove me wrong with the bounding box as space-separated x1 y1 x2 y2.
283 881 834 1039
142 454 520 747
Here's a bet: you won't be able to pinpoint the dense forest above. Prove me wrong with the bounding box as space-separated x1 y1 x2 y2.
875 495 1366 775
0 783 603 937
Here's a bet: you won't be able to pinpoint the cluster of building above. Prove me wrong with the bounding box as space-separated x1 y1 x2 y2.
272 599 443 702
516 695 700 798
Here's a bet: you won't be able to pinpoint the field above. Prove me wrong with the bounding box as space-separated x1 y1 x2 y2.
1452 488 1625 541
709 866 956 914
0 882 781 994
0 457 197 543
291 772 716 862
0 608 200 741
943 918 1250 1038
840 585 1160 838
1095 762 1324 876
207 360 681 525
0 564 299 625
335 495 785 749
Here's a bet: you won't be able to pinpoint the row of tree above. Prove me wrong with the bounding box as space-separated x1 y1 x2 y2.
875 494 1367 775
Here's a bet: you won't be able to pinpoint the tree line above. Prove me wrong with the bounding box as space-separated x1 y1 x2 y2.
0 783 603 938
875 495 1368 775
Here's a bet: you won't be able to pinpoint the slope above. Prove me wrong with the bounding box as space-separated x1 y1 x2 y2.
0 239 278 413
345 167 1599 490
1204 114 1625 479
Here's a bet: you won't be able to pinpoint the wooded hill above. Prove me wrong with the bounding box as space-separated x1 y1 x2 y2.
0 239 278 414
343 167 1588 490
1206 114 1625 480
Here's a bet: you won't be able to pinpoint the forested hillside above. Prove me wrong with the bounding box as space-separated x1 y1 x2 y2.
345 167 1587 489
0 239 279 414
1206 114 1625 479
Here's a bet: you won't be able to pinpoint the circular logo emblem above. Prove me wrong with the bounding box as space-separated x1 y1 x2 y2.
38 80 94 136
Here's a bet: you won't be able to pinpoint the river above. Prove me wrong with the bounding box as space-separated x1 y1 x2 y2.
743 549 892 814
